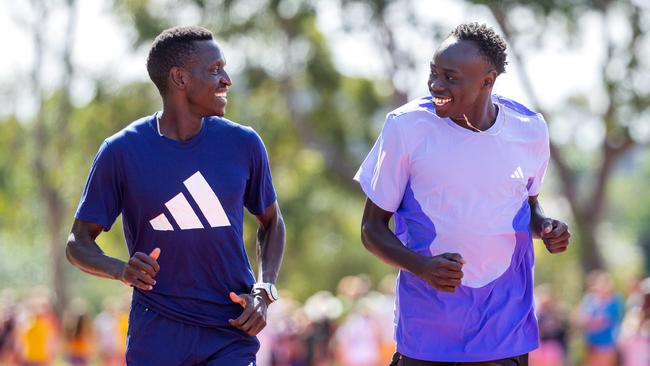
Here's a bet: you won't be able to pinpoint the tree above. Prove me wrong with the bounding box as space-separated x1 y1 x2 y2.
478 0 650 272
14 0 80 315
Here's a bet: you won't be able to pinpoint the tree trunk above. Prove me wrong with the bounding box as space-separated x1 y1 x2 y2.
28 0 77 317
574 211 605 272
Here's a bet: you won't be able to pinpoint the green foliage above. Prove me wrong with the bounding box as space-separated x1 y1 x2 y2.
2 0 649 310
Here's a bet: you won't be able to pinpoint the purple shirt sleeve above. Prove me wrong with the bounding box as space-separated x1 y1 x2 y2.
354 114 409 212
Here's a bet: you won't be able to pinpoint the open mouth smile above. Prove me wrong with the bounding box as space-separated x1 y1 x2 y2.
433 96 452 107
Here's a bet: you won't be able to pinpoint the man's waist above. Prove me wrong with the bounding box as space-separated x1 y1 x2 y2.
132 289 246 328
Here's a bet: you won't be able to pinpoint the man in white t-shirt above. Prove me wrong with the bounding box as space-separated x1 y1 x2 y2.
355 23 570 365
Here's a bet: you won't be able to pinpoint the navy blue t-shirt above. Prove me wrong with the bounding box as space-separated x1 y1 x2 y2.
75 113 276 327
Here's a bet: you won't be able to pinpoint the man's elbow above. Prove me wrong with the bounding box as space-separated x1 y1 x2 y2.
65 233 80 266
360 221 376 251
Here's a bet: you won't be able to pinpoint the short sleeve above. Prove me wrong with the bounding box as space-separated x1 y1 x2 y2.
528 118 550 196
353 114 409 212
244 131 277 215
75 141 123 231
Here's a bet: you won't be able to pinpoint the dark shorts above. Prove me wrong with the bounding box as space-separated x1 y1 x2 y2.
126 301 259 366
390 352 528 366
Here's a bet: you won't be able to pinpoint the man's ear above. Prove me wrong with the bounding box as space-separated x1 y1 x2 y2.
482 69 497 89
169 66 189 91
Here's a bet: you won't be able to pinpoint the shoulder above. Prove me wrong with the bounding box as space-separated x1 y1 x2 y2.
494 94 546 127
103 114 156 149
494 94 548 138
383 96 444 141
205 116 261 140
204 116 266 150
385 96 442 130
389 95 437 120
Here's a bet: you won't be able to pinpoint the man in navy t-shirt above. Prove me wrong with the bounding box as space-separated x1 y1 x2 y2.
66 26 285 366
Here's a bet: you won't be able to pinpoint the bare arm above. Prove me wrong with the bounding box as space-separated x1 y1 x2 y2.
66 219 160 290
360 198 464 293
254 201 285 284
228 201 285 336
529 195 571 253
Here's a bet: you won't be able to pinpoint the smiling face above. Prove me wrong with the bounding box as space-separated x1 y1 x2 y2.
428 37 496 122
184 40 232 117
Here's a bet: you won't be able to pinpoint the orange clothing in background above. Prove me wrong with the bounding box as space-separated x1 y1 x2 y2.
20 314 55 364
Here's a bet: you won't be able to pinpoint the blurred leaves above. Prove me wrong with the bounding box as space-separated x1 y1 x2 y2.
1 0 650 307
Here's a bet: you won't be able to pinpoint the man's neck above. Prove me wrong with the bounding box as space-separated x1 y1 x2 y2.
158 107 204 142
452 99 498 132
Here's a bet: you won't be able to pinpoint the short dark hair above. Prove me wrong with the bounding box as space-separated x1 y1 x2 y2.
450 23 508 75
146 26 214 95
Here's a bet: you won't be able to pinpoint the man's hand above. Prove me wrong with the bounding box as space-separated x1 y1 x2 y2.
228 291 269 336
119 248 161 291
538 219 570 254
413 253 465 293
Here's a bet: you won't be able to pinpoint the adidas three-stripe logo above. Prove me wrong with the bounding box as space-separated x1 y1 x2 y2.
149 171 231 231
510 166 524 179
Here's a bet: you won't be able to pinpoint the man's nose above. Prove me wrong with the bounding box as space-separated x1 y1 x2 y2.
429 77 445 93
220 71 232 86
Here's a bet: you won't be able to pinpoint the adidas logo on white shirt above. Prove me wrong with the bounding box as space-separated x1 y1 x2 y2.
510 166 524 179
149 171 231 231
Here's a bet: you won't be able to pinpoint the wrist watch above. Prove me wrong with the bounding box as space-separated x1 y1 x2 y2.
252 282 279 303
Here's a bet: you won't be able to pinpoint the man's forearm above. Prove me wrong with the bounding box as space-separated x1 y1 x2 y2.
66 233 125 280
361 220 427 274
529 198 547 239
256 214 285 284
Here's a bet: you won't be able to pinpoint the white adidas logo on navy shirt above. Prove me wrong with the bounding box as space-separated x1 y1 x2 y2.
149 171 231 231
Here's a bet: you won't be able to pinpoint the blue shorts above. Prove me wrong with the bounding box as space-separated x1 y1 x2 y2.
126 301 259 366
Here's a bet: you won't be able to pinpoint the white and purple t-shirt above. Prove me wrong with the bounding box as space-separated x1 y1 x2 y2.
354 95 550 361
76 113 276 328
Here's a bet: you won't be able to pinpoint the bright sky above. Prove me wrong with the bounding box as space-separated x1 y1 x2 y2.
0 0 608 129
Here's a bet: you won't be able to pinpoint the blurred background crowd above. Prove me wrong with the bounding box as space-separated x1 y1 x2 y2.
1 271 649 366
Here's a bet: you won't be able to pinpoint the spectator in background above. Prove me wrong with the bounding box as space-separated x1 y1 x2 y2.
618 277 650 366
302 291 341 366
17 288 59 366
334 296 381 366
94 298 121 366
530 284 568 366
63 298 93 366
575 271 623 366
0 289 18 366
265 294 308 366
374 274 398 365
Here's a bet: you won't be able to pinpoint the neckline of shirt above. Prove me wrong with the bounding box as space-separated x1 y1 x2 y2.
149 112 208 149
426 97 506 136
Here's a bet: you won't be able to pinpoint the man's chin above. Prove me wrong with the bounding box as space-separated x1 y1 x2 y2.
434 109 450 119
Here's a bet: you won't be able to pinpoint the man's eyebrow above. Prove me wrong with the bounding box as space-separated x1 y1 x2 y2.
431 64 461 74
211 58 226 67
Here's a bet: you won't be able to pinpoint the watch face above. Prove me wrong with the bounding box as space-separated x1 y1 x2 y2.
269 284 279 300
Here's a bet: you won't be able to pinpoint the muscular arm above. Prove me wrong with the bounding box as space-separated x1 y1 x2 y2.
360 198 463 292
66 220 125 279
66 219 159 290
361 199 427 272
254 201 285 284
228 201 285 336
